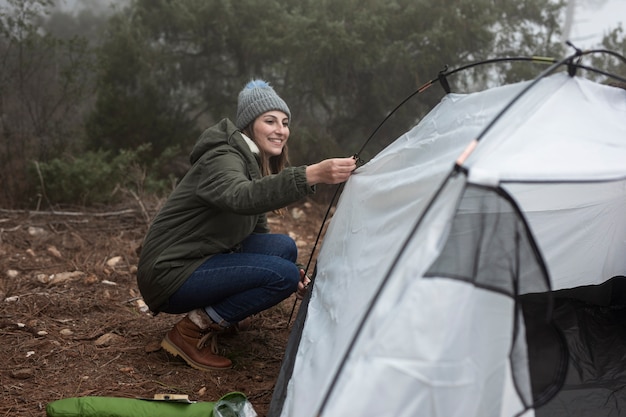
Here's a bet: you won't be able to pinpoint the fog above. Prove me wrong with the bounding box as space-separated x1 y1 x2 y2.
565 0 626 47
51 0 625 49
53 0 129 15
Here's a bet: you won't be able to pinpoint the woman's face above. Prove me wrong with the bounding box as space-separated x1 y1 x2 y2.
251 110 290 157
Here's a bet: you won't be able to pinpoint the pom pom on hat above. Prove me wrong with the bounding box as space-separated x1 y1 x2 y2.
236 79 291 129
245 80 271 89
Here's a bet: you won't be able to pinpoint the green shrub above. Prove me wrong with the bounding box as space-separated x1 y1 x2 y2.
32 145 179 207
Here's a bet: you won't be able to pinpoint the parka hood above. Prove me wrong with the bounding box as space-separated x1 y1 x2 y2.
189 118 240 164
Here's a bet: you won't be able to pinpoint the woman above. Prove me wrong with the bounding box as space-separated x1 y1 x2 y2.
137 80 356 371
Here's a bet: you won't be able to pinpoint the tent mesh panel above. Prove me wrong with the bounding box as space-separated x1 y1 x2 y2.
425 184 568 411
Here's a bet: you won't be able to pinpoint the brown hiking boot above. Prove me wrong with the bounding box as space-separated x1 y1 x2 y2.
161 314 232 371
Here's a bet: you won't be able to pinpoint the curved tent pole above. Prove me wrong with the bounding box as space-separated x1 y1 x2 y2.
311 48 626 417
354 56 560 158
358 48 625 164
569 62 626 83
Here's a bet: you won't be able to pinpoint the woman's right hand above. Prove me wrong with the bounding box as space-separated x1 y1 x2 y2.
296 269 311 300
305 157 357 186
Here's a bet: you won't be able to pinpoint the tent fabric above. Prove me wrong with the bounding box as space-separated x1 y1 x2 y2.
504 180 626 291
465 75 626 182
271 73 626 417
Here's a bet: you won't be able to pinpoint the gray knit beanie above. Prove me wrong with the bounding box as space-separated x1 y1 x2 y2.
236 80 291 129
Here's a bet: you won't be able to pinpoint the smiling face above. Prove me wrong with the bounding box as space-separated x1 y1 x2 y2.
251 110 290 157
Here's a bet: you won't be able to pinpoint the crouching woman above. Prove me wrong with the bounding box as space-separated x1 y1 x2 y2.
136 80 356 371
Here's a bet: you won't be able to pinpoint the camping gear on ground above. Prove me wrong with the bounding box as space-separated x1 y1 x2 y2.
269 55 626 417
46 391 256 417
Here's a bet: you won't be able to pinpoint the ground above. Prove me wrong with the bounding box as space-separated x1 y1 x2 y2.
0 199 329 417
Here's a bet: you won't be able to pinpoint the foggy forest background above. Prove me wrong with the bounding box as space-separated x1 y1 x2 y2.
1 0 624 209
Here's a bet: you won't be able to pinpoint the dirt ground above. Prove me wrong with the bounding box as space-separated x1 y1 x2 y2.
0 198 329 417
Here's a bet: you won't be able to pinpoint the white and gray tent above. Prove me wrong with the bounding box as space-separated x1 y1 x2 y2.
269 57 626 417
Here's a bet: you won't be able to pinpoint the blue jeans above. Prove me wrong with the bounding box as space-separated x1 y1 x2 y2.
162 233 300 326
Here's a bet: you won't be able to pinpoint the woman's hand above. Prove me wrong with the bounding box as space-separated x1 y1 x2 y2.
306 157 357 186
296 269 311 300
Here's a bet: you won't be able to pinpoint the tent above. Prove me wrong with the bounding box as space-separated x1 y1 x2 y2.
269 59 626 417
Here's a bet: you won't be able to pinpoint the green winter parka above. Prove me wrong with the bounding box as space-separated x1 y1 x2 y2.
136 119 314 313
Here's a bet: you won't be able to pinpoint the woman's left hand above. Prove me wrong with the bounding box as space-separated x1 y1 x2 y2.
296 269 311 299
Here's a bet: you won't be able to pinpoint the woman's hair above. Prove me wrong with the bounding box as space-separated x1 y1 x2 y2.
242 125 290 177
243 124 290 216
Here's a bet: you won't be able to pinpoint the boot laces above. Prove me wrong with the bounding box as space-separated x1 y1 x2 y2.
197 331 219 354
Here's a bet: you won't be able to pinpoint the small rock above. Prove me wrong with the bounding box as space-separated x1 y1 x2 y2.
28 226 46 237
291 207 304 220
47 246 63 259
106 256 122 267
60 328 74 336
144 340 162 353
83 275 99 285
6 269 19 278
94 333 123 346
36 274 50 284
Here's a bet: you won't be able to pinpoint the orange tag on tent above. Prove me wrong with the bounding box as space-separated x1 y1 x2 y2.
456 139 478 165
